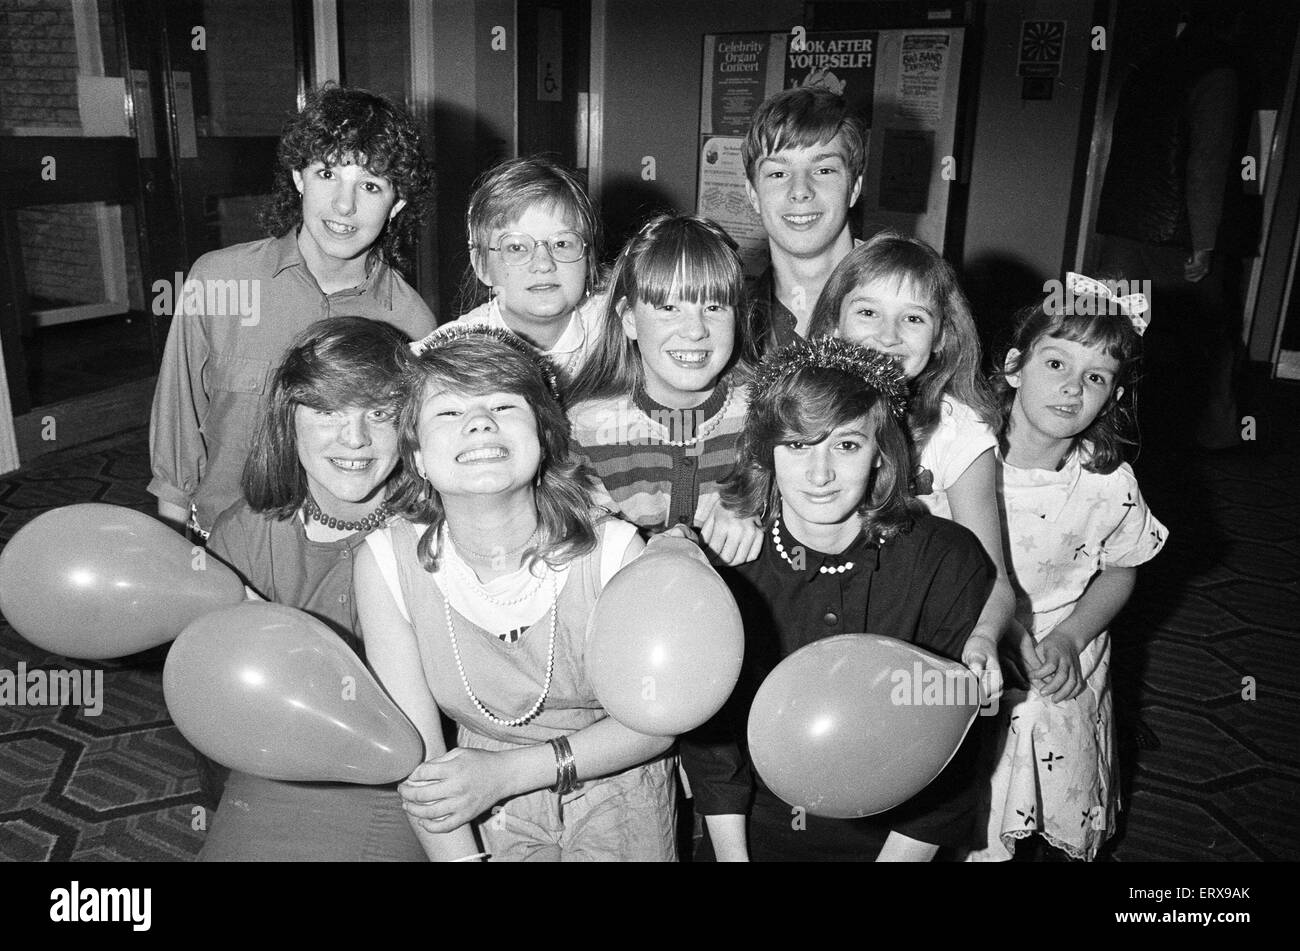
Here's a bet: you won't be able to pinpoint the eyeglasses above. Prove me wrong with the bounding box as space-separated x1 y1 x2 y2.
485 231 587 266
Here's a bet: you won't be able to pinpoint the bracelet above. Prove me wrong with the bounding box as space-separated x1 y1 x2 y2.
548 735 581 795
452 851 490 862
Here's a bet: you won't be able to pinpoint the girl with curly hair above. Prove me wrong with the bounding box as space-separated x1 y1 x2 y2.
150 84 436 538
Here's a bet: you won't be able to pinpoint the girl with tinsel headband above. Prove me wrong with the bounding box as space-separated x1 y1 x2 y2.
680 337 993 861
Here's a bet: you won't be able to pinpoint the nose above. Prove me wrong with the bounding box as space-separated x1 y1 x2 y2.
338 414 372 449
788 169 813 202
679 306 709 341
529 239 557 271
874 315 902 347
463 406 499 433
332 182 356 216
806 447 834 487
1061 374 1084 396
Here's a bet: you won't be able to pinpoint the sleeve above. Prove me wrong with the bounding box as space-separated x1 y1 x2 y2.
1186 67 1239 251
205 504 258 592
916 523 996 661
1099 467 1168 569
887 523 992 847
147 261 212 510
930 400 997 493
568 408 619 513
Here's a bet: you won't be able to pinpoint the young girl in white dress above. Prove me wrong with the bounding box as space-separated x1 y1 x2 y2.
968 276 1167 861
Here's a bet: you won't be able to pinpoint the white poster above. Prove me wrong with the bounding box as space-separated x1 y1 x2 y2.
696 136 768 276
897 33 949 123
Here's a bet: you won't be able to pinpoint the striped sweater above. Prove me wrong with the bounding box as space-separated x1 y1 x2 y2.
568 379 750 533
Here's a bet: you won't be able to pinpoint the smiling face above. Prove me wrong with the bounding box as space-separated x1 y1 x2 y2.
621 293 736 408
773 418 879 542
1006 335 1123 454
294 404 400 512
472 204 589 335
834 276 939 380
745 134 863 261
413 388 543 502
293 156 405 276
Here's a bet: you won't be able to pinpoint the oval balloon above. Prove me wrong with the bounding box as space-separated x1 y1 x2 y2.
0 503 246 659
164 602 424 784
747 634 980 819
587 545 744 736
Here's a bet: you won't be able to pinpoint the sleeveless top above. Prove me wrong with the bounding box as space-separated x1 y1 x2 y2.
366 517 636 748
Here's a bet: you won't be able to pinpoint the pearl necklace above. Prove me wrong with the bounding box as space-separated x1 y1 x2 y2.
649 383 734 448
444 572 558 727
771 517 856 574
303 494 392 533
446 540 547 608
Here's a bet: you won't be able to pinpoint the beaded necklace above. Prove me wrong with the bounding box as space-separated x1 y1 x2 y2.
304 494 392 533
771 516 857 574
647 382 734 448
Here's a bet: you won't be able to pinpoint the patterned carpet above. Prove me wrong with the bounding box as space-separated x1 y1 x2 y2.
0 392 1297 861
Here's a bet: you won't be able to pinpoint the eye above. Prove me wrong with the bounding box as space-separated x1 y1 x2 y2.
854 307 876 319
367 408 395 423
315 167 334 180
491 402 518 413
704 303 730 314
904 313 928 325
434 408 461 418
1087 373 1109 386
503 239 530 254
552 234 580 251
766 169 786 180
784 441 807 451
835 440 860 452
655 302 678 313
816 166 840 175
1046 359 1064 370
362 180 383 194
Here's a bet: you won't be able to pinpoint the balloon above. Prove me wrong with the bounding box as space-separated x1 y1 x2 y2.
747 634 980 818
0 503 246 659
587 541 744 736
164 602 424 784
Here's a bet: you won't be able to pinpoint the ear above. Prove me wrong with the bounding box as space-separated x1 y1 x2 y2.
291 168 304 196
849 173 864 208
470 245 492 288
412 448 426 482
744 178 761 217
1112 384 1125 405
1004 348 1023 387
388 197 407 222
617 297 638 340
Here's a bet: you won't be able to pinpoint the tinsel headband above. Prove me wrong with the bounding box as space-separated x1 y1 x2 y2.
750 337 909 420
408 323 562 400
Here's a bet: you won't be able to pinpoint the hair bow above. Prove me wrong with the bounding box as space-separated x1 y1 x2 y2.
1064 272 1149 336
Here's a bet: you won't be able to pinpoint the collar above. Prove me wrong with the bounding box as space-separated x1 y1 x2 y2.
997 445 1084 522
273 229 393 307
633 377 728 425
485 297 588 358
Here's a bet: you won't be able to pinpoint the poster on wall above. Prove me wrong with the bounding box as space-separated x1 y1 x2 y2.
696 135 768 275
897 33 949 123
701 33 776 136
783 30 877 129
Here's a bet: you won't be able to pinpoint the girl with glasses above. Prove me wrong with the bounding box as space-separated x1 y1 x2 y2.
454 156 605 385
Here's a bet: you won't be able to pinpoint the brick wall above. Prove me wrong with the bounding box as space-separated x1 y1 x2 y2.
16 203 105 305
0 0 80 130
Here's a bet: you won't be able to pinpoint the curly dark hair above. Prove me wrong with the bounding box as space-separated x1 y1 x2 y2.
259 83 433 274
992 291 1144 474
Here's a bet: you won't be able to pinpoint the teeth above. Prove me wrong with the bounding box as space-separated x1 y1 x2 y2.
324 220 356 234
668 351 708 365
330 458 371 470
457 447 508 463
784 214 819 224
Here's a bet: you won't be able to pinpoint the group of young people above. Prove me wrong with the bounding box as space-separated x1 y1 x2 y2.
148 83 1166 863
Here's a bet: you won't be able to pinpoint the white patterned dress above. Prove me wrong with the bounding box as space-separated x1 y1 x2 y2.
967 447 1167 861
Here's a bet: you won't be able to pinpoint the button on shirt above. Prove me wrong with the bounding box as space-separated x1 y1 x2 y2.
148 231 436 530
